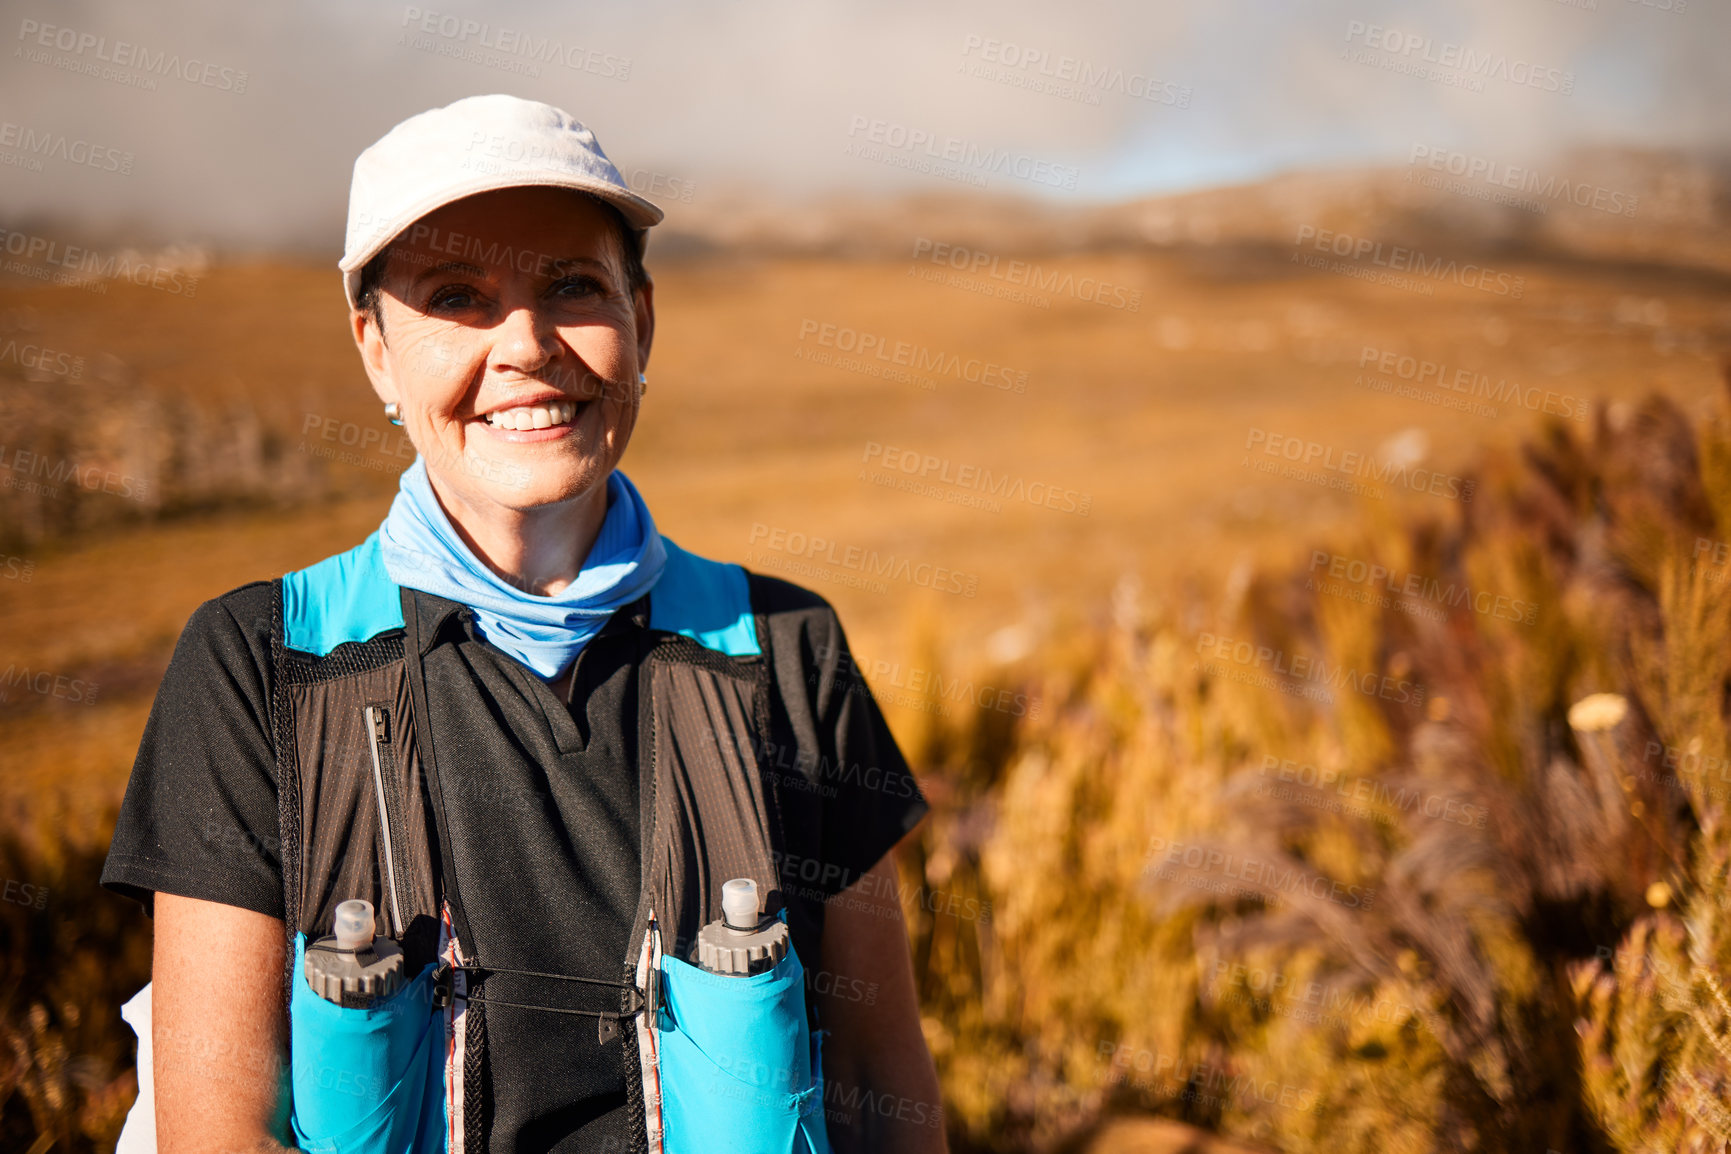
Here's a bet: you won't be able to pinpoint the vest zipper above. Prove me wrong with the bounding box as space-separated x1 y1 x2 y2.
365 703 408 938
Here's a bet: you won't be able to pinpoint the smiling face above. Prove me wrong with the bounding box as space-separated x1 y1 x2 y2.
352 186 653 522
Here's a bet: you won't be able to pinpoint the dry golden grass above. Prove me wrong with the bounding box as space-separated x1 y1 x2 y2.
0 230 1727 1149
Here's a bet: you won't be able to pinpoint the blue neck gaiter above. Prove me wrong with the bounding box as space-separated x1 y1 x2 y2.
378 457 666 680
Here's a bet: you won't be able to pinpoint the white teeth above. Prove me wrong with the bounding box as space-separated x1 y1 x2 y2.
485 400 576 430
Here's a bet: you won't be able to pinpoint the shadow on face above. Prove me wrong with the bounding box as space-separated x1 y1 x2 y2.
352 185 654 518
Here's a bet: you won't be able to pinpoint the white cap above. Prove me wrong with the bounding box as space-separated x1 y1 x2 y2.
339 93 665 309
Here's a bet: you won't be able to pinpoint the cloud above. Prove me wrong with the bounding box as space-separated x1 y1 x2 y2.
0 0 1723 250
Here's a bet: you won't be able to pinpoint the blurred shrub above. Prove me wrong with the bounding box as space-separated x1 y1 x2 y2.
0 808 151 1151
18 372 1731 1151
901 378 1731 1152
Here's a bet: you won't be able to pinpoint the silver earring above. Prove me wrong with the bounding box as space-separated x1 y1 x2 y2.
384 402 403 426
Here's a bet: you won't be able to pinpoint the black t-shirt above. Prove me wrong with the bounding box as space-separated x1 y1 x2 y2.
101 571 926 1152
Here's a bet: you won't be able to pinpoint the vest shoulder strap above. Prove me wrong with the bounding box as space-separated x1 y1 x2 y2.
648 537 761 657
284 532 756 658
281 530 405 655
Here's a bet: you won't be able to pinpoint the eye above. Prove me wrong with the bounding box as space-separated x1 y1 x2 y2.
550 275 606 300
427 283 483 311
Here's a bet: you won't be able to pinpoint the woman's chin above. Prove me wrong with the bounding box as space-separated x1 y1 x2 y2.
439 456 608 512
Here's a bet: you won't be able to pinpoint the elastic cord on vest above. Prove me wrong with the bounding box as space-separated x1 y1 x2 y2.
435 960 646 1022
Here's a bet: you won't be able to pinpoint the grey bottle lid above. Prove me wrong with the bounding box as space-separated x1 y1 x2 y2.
305 899 405 1007
697 878 789 976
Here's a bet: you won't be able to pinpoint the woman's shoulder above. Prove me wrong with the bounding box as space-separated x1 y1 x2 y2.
651 538 850 663
741 568 857 668
157 580 279 699
182 579 277 646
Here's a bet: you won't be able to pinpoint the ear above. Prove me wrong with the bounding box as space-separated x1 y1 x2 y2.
351 305 397 408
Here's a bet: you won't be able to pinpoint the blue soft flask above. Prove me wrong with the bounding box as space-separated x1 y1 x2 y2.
288 899 446 1154
657 879 832 1154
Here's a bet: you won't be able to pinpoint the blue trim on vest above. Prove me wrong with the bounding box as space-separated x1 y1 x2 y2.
282 531 405 656
650 538 761 657
282 532 756 659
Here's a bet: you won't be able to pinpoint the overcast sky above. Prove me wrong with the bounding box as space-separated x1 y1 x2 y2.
1 0 1725 251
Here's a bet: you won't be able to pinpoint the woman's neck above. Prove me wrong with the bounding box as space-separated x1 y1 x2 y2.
424 470 611 598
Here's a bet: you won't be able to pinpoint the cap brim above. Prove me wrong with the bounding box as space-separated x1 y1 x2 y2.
340 171 663 309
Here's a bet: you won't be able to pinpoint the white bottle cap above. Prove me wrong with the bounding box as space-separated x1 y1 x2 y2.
334 899 376 950
721 878 759 931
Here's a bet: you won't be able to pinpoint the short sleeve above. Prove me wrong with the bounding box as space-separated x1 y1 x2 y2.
100 585 284 920
809 616 930 899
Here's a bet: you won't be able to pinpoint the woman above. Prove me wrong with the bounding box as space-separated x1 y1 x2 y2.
101 94 944 1153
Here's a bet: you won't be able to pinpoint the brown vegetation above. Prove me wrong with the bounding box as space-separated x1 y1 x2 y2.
1 173 1727 1147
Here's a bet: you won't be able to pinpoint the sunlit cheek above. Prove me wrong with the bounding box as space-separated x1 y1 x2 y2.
559 327 634 402
397 330 480 420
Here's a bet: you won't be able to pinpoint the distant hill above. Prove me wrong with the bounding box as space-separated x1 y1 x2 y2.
647 147 1731 275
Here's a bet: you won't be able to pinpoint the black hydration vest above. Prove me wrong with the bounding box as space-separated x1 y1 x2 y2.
273 531 845 1152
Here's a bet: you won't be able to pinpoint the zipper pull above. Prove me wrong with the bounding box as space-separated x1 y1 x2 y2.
364 704 407 938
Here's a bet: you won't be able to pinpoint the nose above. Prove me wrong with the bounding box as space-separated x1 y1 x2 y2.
489 301 561 376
